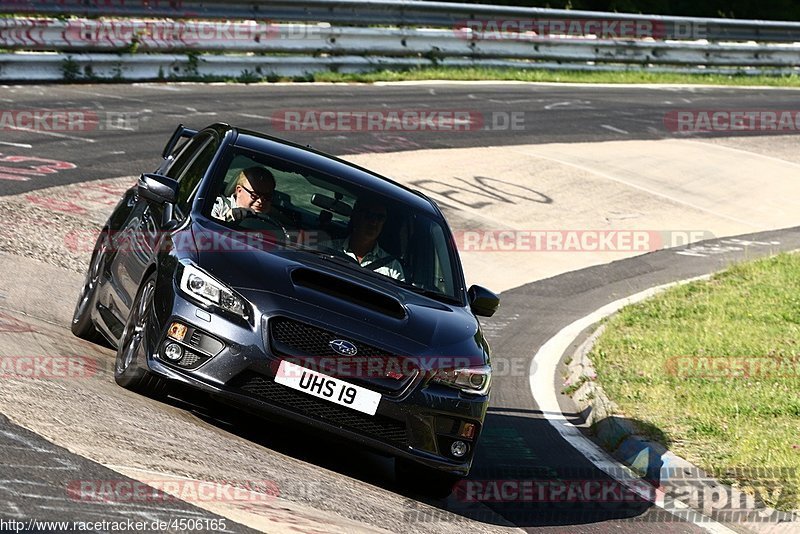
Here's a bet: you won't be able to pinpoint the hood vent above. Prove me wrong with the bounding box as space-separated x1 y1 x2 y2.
291 268 406 319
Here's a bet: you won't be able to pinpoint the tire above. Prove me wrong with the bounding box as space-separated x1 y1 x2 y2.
71 231 108 341
114 272 170 398
395 457 460 499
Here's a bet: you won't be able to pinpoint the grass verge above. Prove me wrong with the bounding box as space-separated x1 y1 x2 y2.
44 64 800 86
590 252 800 510
310 67 800 87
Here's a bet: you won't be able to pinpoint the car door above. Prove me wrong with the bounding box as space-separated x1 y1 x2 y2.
107 132 218 331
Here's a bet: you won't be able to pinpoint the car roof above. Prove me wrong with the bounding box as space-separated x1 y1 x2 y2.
222 124 441 217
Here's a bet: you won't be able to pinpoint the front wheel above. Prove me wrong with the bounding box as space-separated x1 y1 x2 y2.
71 231 108 341
114 273 169 398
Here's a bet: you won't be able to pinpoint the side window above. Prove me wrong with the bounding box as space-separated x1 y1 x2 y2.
174 134 217 217
164 135 203 180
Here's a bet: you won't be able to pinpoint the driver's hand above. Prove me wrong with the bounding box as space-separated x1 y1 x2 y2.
231 207 255 221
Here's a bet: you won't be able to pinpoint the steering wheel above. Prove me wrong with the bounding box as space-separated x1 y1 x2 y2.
231 207 291 244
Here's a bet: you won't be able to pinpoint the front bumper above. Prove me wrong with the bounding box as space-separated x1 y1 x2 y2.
144 290 489 475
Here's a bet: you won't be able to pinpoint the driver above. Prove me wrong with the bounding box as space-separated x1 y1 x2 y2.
329 197 405 281
212 166 278 222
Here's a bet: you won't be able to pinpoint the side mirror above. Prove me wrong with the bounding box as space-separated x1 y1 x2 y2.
138 173 179 205
162 123 198 159
468 285 499 317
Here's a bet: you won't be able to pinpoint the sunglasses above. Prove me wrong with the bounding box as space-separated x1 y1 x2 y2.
240 184 273 203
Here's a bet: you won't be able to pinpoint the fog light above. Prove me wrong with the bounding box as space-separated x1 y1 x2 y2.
164 343 184 362
450 440 468 458
167 322 187 342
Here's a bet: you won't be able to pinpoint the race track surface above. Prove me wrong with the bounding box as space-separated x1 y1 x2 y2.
0 82 798 533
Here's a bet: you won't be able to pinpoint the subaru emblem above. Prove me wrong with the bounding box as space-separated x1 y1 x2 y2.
329 339 358 356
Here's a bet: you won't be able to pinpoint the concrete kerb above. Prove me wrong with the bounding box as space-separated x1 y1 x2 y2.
564 323 684 480
559 279 800 529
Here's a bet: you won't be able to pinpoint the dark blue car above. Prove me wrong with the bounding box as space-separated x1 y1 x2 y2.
71 123 499 493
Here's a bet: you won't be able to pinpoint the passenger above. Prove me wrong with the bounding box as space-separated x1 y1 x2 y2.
330 197 405 281
212 167 277 222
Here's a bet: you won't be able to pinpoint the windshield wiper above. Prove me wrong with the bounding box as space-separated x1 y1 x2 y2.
294 247 375 274
400 284 461 305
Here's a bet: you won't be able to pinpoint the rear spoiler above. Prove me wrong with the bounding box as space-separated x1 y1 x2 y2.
162 124 198 159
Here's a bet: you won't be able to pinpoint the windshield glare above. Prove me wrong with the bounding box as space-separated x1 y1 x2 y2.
205 147 463 301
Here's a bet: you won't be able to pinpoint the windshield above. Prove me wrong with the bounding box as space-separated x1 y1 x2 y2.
204 146 463 302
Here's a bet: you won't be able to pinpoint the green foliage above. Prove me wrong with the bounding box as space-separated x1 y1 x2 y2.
311 66 800 87
61 56 80 81
185 52 200 77
590 252 800 510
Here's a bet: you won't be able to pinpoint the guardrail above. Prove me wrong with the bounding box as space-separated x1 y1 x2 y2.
5 0 800 42
3 19 800 67
1 1 799 81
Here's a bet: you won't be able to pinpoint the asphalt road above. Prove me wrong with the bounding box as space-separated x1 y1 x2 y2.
0 414 258 534
3 224 797 533
0 82 798 533
1 82 799 195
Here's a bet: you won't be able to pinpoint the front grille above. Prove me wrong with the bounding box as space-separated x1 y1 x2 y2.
232 372 409 447
268 317 417 394
189 330 202 347
177 351 203 368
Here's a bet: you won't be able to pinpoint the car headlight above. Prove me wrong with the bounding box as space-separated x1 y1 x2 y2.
432 364 491 396
179 263 249 320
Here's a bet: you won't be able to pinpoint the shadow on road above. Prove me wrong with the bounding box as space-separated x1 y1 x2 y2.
163 388 668 529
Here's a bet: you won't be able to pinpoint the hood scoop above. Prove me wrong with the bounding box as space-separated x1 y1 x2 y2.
291 268 406 319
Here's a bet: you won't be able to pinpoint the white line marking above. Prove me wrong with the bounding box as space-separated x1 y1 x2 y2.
184 107 217 116
0 429 55 454
600 124 629 134
134 85 184 91
529 274 737 533
0 141 32 148
3 125 95 143
489 98 534 104
544 101 574 110
58 87 148 102
238 113 271 120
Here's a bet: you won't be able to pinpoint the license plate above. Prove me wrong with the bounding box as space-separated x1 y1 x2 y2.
275 360 382 416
